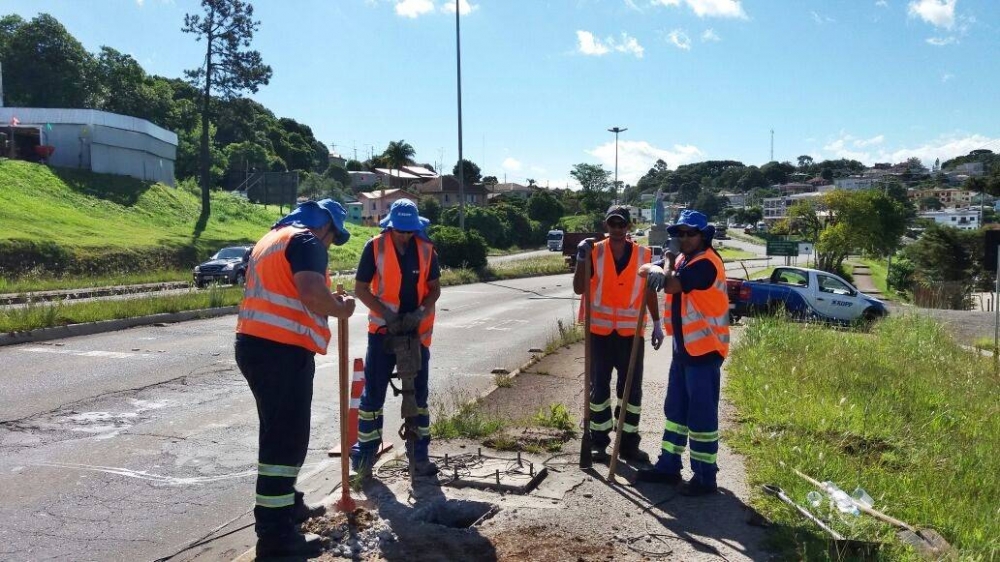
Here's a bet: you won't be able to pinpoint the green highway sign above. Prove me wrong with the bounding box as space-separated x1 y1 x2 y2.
767 240 800 256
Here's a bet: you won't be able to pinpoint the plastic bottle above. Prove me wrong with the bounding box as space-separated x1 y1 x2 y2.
823 481 860 516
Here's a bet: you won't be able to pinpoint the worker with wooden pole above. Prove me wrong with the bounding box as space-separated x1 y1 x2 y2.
334 284 355 511
573 206 662 465
235 200 355 558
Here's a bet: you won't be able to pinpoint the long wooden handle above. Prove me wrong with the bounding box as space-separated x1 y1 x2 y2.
608 291 649 482
791 467 917 532
336 284 351 497
583 257 592 429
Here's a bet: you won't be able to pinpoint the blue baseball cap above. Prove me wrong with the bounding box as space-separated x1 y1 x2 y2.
379 198 429 232
667 209 709 236
273 199 351 246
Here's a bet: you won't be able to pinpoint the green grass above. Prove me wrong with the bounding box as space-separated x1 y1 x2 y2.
749 266 776 280
558 214 598 232
729 230 768 245
718 247 756 260
0 286 244 332
726 315 999 559
0 160 379 281
0 269 192 294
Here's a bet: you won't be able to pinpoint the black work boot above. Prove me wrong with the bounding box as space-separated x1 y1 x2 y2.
619 444 650 464
591 447 610 463
293 491 327 523
255 531 324 559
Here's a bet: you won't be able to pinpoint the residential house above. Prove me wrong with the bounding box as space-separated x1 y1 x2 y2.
415 175 489 207
774 182 815 195
918 209 980 230
357 188 413 224
348 171 379 189
374 168 424 189
833 176 877 190
488 182 538 200
719 192 745 208
762 191 827 222
345 201 363 224
909 188 976 208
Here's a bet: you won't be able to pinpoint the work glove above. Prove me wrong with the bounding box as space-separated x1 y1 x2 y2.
575 238 596 261
651 321 664 350
398 307 425 333
383 309 402 333
646 268 667 292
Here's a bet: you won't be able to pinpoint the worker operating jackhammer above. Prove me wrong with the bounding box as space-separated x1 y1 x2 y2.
351 199 441 481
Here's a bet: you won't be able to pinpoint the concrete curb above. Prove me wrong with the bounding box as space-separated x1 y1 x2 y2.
0 306 238 347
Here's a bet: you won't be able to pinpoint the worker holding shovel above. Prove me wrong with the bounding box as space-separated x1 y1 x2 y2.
637 209 729 496
351 199 441 480
574 206 663 464
235 199 356 559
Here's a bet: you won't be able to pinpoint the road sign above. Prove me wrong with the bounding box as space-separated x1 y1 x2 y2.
984 230 1000 271
767 240 800 257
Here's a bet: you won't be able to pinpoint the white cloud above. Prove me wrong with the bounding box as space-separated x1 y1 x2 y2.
587 140 704 185
576 31 644 58
942 72 954 82
926 36 957 46
652 0 747 19
136 0 144 5
668 29 692 50
624 0 642 11
502 157 523 172
441 0 478 15
854 135 885 148
822 132 1000 168
811 11 835 24
577 30 610 56
395 0 435 18
876 0 888 7
907 0 956 29
701 28 721 41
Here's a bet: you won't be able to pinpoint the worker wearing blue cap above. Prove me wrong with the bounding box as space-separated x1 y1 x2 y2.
635 209 730 496
235 199 355 558
352 198 441 479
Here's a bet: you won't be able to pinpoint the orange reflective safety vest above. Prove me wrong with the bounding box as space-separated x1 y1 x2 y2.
236 227 332 355
366 233 437 347
663 249 730 358
579 240 652 336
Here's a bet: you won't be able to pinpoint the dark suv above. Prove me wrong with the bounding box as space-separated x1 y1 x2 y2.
193 245 253 288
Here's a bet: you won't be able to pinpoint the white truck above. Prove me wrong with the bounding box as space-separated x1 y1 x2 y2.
547 229 564 252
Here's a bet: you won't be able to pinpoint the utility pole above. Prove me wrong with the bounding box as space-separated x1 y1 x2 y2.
456 0 466 230
608 127 627 205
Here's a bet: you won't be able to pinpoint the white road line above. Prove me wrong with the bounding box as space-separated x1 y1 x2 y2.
20 347 147 359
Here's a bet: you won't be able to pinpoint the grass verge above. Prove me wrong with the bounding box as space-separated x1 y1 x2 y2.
726 314 999 559
0 269 193 294
718 247 756 260
0 286 243 333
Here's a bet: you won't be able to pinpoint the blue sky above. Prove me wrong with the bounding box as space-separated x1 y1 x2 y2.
3 0 999 188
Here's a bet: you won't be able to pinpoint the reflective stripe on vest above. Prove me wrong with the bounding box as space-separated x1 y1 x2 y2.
236 227 332 354
662 250 730 358
581 241 651 336
366 234 437 347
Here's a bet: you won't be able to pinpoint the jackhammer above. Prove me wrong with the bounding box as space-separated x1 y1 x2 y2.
385 317 424 481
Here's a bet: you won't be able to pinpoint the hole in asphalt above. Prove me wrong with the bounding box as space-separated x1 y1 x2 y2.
409 500 498 528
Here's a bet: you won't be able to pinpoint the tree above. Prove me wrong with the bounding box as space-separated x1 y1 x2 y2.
527 189 564 228
570 163 612 213
183 0 273 216
693 191 723 220
786 200 822 242
919 196 943 211
797 155 814 170
527 178 537 187
345 159 365 172
815 190 908 273
383 140 416 170
760 161 795 185
418 196 442 225
453 158 482 186
2 14 98 108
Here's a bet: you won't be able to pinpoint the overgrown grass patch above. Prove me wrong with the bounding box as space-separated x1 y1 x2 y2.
0 269 193 294
726 315 999 559
0 286 244 332
718 247 756 260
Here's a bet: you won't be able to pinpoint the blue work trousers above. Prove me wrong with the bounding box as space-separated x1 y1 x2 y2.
351 332 431 469
654 355 723 486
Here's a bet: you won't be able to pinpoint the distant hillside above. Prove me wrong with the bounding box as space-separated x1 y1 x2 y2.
0 160 377 277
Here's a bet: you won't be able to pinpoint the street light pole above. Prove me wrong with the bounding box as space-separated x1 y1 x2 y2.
608 127 627 205
455 0 466 230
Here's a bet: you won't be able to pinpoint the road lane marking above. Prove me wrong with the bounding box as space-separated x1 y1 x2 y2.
19 346 147 359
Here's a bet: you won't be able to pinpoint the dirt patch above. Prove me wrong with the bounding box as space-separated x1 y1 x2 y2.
488 524 616 562
484 426 574 453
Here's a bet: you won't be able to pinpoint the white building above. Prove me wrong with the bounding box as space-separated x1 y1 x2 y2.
719 192 745 207
762 191 826 222
348 171 379 188
918 209 980 230
833 176 877 191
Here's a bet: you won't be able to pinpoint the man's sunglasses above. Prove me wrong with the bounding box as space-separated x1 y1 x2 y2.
394 230 416 235
674 230 700 238
607 220 627 228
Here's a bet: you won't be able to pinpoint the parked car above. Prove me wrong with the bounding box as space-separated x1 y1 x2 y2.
193 245 253 288
727 266 887 325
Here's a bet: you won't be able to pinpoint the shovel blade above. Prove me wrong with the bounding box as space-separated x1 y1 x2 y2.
897 528 953 560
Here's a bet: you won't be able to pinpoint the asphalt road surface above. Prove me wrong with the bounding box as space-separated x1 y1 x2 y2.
0 275 581 562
